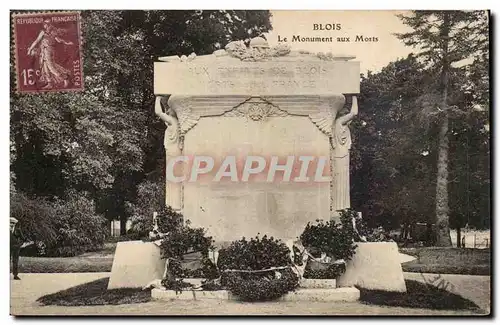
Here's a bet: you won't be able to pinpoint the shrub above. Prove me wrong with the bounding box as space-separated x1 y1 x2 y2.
225 268 299 301
299 209 359 278
302 264 346 279
165 256 219 280
218 235 299 301
300 209 358 261
126 180 164 239
156 209 215 279
218 235 292 271
10 191 58 246
45 193 108 257
155 206 184 234
11 191 108 257
160 223 213 259
127 205 184 240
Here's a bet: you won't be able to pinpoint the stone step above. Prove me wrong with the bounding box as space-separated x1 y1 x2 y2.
300 278 337 289
151 287 359 302
278 288 359 302
152 289 229 300
178 278 337 289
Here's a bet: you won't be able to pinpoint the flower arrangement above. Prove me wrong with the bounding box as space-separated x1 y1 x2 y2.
217 235 299 301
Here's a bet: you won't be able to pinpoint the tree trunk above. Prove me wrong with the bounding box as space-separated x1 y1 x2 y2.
435 12 453 247
435 116 452 246
456 227 461 248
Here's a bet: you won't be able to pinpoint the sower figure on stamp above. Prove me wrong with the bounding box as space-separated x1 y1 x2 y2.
154 96 182 211
332 95 358 212
27 19 73 89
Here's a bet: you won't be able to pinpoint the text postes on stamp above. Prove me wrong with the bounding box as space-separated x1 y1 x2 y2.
13 11 83 93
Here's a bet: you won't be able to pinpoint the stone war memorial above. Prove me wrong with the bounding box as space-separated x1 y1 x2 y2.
108 37 407 297
155 38 359 241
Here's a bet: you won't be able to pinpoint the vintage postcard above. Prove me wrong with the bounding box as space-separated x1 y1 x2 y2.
9 10 490 316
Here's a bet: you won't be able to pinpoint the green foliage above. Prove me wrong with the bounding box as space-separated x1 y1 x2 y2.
126 180 165 238
303 264 345 280
218 235 298 301
218 235 292 271
166 257 219 280
10 10 273 233
300 209 358 262
10 192 58 244
152 209 215 278
353 50 489 231
396 11 488 70
395 11 490 246
159 222 214 260
353 55 437 229
224 269 299 302
10 191 107 257
45 193 108 257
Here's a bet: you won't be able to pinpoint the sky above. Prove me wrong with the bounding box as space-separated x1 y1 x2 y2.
265 10 414 74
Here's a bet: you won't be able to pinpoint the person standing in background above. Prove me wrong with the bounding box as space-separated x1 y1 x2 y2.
10 217 25 280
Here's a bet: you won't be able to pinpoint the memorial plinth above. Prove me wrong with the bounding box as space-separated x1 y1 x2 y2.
107 241 165 290
154 41 360 242
336 242 407 292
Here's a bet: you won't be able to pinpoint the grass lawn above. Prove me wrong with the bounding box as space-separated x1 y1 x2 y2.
16 244 489 275
17 243 115 273
402 263 490 275
18 256 113 273
37 277 483 313
37 277 151 306
359 279 483 313
399 247 490 276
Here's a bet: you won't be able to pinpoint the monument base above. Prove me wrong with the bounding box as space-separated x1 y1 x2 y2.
151 287 360 302
152 277 358 302
107 241 165 290
336 242 407 292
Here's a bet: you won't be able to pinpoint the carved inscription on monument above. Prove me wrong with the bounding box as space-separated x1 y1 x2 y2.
154 61 360 95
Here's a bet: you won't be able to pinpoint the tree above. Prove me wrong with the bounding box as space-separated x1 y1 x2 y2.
10 10 273 235
353 55 436 230
354 52 489 241
90 10 273 233
396 11 489 246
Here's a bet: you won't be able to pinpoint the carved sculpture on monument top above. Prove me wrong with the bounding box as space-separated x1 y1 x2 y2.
224 37 291 61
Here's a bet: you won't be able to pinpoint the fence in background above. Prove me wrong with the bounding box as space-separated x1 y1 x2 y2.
451 230 490 249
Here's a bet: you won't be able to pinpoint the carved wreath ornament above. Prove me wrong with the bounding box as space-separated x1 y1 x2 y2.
225 102 288 121
247 104 266 121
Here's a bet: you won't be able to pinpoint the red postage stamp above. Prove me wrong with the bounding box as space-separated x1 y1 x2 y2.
12 11 83 93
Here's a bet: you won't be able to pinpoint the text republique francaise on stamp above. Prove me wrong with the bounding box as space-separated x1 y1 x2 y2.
12 11 83 93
